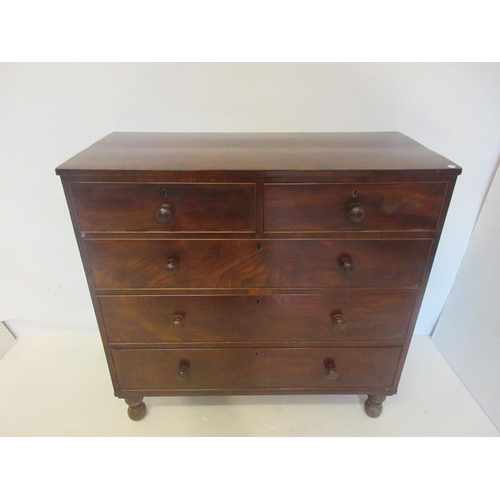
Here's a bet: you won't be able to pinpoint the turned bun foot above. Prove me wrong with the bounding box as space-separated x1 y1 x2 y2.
364 394 386 418
125 397 147 421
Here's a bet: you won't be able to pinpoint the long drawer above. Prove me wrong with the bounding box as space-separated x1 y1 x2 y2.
100 293 416 344
71 182 256 232
265 182 446 232
86 238 432 289
111 347 402 391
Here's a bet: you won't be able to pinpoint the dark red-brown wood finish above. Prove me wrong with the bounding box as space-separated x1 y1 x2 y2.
56 132 461 421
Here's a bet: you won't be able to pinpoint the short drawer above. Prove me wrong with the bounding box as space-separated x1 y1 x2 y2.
265 182 446 232
111 347 401 391
71 182 256 232
100 293 416 344
86 238 432 289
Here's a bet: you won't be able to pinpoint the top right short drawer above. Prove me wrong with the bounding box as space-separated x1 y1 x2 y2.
264 182 447 232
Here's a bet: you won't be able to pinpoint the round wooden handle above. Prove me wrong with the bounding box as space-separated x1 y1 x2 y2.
346 203 365 222
156 204 174 223
331 313 347 330
171 314 185 331
177 360 190 381
340 257 355 275
325 361 339 381
164 258 179 276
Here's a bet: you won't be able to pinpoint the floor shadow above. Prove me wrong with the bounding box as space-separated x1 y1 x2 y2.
146 393 364 409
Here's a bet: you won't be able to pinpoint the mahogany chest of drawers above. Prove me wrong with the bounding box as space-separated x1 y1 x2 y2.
56 132 461 421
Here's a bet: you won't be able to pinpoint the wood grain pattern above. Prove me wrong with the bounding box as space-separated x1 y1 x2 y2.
265 182 446 232
86 238 432 290
55 132 461 419
111 347 402 391
71 182 256 232
55 132 462 174
99 293 417 345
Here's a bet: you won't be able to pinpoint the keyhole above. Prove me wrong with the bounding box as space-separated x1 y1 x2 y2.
257 244 262 252
161 188 168 198
352 189 358 198
256 299 260 304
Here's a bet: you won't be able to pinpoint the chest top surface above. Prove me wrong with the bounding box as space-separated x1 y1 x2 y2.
55 132 462 176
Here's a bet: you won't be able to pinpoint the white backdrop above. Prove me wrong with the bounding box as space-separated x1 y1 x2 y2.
433 161 500 430
1 62 500 338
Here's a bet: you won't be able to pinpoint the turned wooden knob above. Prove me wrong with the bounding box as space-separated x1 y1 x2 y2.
171 314 185 331
177 360 190 381
156 204 174 223
164 258 179 276
346 203 365 222
331 313 347 330
324 360 339 381
340 257 355 275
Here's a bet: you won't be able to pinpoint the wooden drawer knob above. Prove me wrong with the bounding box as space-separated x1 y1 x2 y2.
171 314 185 331
331 313 347 330
164 258 179 276
346 203 365 222
324 359 339 381
340 257 355 275
177 360 190 381
156 204 174 223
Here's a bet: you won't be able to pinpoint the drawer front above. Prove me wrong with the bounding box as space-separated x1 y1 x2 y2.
265 182 446 232
87 239 432 289
111 347 401 391
100 293 416 344
71 182 256 232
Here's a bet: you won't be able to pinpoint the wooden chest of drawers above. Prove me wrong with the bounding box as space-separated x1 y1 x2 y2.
56 132 461 420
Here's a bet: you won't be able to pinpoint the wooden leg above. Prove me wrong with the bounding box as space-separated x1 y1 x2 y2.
125 397 147 421
364 394 386 418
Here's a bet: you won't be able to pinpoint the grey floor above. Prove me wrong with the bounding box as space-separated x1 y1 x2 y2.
0 335 498 436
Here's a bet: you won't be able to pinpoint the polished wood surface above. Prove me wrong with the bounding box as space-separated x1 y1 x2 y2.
71 182 256 232
86 238 431 290
264 182 446 232
56 132 461 419
55 132 461 174
99 293 416 345
111 347 402 391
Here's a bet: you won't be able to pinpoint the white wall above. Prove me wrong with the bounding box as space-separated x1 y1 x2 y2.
432 161 500 430
1 63 500 338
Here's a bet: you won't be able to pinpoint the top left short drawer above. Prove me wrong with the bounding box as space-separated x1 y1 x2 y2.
70 183 256 233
